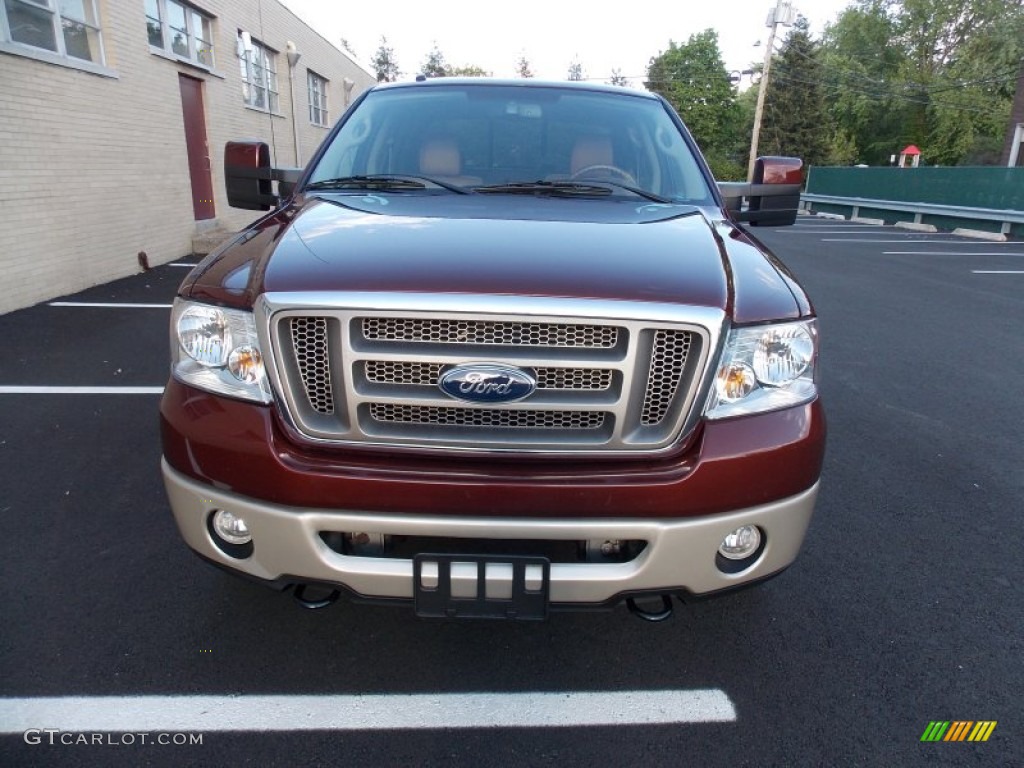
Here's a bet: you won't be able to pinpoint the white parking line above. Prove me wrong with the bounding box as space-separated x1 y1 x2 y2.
0 386 164 395
49 302 173 308
883 251 1024 256
821 239 1009 244
0 690 737 732
776 228 889 233
169 263 199 268
972 270 1024 274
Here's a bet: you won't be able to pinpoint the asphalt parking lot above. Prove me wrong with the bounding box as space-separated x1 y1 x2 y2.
1 217 1021 767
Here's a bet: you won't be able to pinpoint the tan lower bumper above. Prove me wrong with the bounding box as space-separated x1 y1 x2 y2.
163 459 818 604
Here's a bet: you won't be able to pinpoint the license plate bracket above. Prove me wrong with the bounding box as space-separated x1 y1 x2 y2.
413 554 550 620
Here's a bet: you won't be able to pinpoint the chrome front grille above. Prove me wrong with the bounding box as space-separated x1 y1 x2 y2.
267 295 717 454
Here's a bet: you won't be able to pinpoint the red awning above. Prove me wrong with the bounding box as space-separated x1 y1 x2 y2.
901 145 921 155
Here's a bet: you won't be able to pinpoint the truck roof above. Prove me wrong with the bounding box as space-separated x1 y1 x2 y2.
371 77 662 100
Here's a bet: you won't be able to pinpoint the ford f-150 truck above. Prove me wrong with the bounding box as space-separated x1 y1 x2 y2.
160 79 825 620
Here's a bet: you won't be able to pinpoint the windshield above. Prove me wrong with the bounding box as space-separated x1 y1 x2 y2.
307 84 715 204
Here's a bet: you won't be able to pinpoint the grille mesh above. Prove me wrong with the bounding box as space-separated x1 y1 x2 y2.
369 404 606 430
291 317 334 414
361 318 618 348
640 330 693 425
364 361 612 390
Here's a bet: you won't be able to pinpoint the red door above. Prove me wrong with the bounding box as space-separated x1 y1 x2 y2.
178 74 216 220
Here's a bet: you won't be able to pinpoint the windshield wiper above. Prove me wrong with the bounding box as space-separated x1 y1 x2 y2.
475 181 611 198
304 174 470 194
474 180 670 203
578 180 673 204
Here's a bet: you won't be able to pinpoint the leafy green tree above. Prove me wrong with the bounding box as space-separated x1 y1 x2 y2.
821 2 907 164
421 44 449 78
645 30 745 175
371 36 400 83
821 0 1024 165
760 17 832 167
515 54 534 78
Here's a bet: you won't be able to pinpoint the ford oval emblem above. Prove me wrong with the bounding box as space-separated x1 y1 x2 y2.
438 364 537 404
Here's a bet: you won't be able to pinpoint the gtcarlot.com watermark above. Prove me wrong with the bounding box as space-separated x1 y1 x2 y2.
24 729 203 746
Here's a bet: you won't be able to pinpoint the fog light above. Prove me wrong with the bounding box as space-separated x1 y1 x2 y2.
718 525 761 560
212 509 251 545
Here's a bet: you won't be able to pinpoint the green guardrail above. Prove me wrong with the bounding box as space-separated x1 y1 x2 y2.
806 166 1024 210
805 166 1024 235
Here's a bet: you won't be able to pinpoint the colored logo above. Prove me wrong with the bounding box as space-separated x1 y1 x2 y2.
438 364 537 404
921 721 997 742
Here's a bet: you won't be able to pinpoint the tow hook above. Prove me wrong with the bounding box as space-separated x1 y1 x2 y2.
626 595 674 622
292 584 341 610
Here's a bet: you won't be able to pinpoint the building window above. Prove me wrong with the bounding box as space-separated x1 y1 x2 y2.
1 0 105 63
238 31 278 113
308 70 328 127
146 0 214 68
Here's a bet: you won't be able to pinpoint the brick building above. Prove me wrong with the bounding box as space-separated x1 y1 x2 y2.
0 0 375 314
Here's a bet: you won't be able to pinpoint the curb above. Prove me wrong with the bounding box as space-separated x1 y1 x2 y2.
952 228 1008 242
895 222 938 233
814 212 846 221
850 217 885 225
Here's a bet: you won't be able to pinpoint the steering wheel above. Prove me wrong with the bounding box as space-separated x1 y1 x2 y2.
570 164 638 187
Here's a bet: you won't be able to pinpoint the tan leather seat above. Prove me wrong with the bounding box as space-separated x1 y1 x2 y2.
570 136 614 176
418 139 481 187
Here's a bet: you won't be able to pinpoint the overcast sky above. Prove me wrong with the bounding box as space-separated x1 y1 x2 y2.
280 0 856 87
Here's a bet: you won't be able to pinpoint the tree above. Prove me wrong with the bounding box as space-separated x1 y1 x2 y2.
567 60 585 81
448 65 491 77
371 36 400 83
515 54 534 79
608 69 629 87
645 30 745 177
339 38 356 58
821 0 1024 165
760 17 832 167
821 2 906 164
421 44 449 78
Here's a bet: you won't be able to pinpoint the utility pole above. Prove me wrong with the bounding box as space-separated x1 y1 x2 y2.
747 0 795 180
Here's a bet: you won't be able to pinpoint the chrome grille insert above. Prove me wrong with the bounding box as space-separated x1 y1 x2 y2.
641 330 694 425
291 317 333 414
362 318 618 347
369 404 607 429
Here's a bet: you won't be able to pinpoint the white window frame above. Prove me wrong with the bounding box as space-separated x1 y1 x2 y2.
238 31 279 114
308 70 328 127
147 0 215 70
0 0 106 69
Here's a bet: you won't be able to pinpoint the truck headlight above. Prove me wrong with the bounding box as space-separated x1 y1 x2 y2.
705 319 818 419
171 300 272 403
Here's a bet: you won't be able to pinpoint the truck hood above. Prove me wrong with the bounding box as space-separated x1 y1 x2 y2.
185 195 802 322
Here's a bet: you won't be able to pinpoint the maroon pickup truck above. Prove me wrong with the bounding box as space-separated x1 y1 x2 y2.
160 79 824 620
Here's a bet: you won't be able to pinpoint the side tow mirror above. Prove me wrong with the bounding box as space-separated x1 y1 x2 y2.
718 156 803 227
224 141 302 210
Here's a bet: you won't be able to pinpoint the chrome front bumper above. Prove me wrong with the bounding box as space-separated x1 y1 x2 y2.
163 458 818 605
